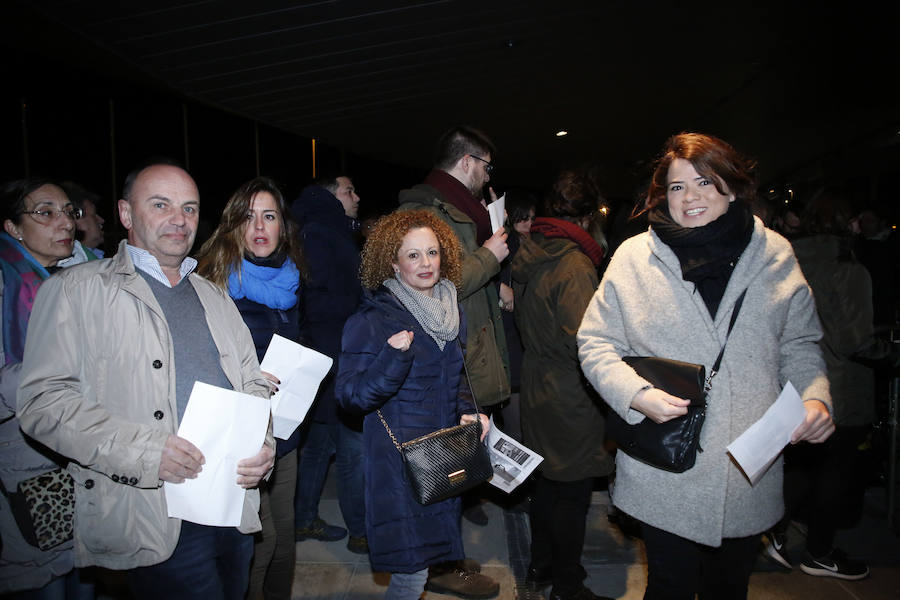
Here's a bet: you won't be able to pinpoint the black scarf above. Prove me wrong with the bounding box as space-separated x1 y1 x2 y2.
244 250 286 268
648 202 753 318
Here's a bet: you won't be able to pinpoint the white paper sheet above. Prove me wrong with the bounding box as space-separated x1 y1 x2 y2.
487 194 506 233
260 334 333 439
726 381 808 485
486 415 543 493
165 381 270 526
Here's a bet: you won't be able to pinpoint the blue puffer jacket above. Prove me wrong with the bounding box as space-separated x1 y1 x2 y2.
336 287 473 573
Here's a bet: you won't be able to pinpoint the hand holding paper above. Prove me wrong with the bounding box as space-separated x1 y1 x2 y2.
164 382 270 526
260 334 333 439
726 381 807 485
487 193 506 233
790 399 834 444
158 434 204 483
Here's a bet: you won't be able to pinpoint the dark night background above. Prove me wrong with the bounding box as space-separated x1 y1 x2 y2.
2 1 898 246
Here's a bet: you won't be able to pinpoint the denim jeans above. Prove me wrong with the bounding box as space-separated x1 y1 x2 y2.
6 569 95 600
128 522 253 600
294 419 365 538
384 569 428 600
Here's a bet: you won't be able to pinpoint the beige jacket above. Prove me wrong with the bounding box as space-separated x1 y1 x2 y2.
17 241 271 569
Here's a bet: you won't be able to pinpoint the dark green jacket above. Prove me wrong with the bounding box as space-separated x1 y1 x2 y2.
512 233 613 480
398 184 510 406
793 234 880 426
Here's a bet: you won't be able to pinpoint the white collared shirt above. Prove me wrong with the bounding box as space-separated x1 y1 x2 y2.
126 244 197 288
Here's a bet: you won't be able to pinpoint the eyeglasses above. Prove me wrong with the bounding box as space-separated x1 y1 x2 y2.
20 207 83 224
469 155 494 175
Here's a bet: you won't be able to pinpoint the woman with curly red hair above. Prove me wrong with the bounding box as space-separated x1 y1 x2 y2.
336 210 488 600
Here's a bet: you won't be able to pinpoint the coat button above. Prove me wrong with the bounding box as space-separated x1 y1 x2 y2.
111 474 119 482
152 359 163 369
84 479 94 489
153 410 164 420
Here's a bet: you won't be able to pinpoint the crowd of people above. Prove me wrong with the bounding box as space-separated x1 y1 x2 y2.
1 127 897 600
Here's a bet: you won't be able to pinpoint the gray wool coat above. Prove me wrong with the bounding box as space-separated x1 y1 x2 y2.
577 217 831 546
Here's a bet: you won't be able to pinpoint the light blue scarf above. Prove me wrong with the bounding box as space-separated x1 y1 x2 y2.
227 257 299 310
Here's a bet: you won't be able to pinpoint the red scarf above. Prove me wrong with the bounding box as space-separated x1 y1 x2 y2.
530 217 605 267
423 170 493 245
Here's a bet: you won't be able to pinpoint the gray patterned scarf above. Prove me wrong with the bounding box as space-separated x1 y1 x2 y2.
383 276 459 350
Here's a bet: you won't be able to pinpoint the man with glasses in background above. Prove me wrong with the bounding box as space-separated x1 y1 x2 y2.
397 125 509 600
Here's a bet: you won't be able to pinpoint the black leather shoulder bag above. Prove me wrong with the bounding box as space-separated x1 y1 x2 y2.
378 339 492 505
605 289 747 473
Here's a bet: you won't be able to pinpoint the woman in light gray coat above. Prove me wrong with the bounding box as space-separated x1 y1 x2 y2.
577 133 834 600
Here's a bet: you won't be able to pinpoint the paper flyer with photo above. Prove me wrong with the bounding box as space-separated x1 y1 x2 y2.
486 415 543 493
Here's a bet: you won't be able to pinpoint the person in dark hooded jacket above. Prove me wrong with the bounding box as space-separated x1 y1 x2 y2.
512 170 614 600
290 175 367 552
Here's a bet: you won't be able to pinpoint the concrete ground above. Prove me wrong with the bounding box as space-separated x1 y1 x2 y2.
291 477 900 600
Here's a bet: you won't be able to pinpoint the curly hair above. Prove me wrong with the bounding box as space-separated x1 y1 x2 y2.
638 132 756 217
196 177 305 289
360 210 462 290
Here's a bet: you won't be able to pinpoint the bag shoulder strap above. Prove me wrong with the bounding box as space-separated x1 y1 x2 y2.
378 410 403 452
705 288 747 391
378 336 478 452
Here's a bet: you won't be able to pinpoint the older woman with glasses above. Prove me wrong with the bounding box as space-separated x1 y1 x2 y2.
1 179 93 598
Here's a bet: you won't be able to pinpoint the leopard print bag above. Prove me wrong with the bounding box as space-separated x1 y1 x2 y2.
4 468 74 550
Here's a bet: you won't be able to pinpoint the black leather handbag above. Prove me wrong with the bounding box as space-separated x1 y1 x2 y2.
378 339 492 505
605 290 746 473
605 358 708 472
378 412 492 505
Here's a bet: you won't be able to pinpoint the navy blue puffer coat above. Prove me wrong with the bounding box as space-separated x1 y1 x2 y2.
336 287 473 573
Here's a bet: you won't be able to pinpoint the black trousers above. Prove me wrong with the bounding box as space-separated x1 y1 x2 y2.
528 473 594 593
780 425 869 556
640 522 759 600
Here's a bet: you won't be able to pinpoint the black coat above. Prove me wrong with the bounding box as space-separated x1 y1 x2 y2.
291 185 362 423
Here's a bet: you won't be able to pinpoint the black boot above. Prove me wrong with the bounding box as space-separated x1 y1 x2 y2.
549 584 614 600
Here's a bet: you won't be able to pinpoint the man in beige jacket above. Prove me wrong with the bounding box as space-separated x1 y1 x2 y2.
17 161 274 599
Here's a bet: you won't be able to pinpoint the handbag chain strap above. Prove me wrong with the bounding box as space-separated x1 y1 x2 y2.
704 288 747 392
378 337 481 453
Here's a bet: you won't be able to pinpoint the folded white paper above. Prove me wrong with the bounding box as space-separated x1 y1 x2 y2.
165 381 270 526
487 194 506 233
727 381 808 485
486 415 543 493
260 334 333 439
